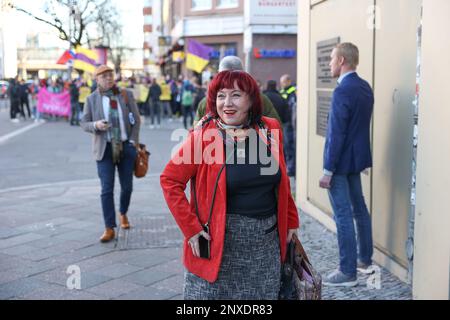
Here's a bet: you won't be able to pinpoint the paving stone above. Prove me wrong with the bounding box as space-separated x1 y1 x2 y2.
86 279 144 299
31 267 112 290
0 227 26 239
19 284 104 300
0 244 36 256
121 269 176 287
0 278 50 299
126 252 172 268
116 286 178 300
91 263 143 279
54 230 97 242
0 233 46 249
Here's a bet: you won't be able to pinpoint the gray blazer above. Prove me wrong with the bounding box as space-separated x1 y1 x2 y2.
81 89 141 161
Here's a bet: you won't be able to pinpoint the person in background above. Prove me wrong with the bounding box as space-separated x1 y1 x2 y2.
147 78 162 129
30 78 41 123
280 74 297 177
78 82 92 121
19 79 31 119
8 78 20 123
181 80 194 129
69 79 80 126
80 65 141 242
264 80 290 126
159 78 173 121
192 78 206 114
166 74 178 118
135 77 149 118
320 43 374 287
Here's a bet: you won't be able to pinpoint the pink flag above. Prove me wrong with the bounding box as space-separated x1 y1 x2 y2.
37 88 71 116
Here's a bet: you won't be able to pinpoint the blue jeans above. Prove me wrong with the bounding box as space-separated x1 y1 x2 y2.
149 100 161 125
328 173 373 277
96 142 137 228
283 125 296 176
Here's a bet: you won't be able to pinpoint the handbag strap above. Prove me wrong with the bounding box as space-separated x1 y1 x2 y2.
191 120 270 229
192 136 236 228
293 233 311 265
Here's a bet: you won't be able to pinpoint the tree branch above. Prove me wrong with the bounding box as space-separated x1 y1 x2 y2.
12 5 71 44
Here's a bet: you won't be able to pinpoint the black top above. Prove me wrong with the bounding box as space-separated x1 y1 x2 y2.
225 132 281 219
264 89 290 124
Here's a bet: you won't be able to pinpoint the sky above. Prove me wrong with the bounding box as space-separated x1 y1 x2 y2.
11 0 144 49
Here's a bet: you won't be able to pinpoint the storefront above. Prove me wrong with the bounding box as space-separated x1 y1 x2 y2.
183 34 244 83
249 34 297 87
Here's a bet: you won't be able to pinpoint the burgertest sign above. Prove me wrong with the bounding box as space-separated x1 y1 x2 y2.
246 0 298 25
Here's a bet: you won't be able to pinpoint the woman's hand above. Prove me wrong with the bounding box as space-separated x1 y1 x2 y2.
188 230 211 257
287 228 298 243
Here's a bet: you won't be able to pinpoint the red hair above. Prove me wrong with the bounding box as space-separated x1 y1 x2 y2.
206 71 263 124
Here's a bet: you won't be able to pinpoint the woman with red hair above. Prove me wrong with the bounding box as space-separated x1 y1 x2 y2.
160 70 299 299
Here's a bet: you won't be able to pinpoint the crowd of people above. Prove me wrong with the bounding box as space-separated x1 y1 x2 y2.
4 63 297 147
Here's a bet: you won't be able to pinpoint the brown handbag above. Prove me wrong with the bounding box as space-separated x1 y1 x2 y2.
134 143 150 178
120 89 150 178
279 233 322 300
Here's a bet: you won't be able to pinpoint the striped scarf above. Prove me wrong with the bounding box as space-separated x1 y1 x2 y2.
101 86 123 164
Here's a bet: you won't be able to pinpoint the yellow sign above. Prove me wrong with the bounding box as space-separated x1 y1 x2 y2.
172 51 185 62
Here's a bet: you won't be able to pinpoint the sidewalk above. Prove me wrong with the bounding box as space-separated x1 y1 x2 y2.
0 99 39 138
0 174 412 300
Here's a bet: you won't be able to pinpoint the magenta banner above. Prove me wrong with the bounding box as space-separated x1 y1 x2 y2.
37 88 71 116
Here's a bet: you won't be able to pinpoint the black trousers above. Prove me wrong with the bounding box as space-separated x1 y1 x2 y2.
10 99 20 119
20 98 31 118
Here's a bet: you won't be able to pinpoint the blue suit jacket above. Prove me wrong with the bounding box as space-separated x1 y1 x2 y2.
324 72 374 174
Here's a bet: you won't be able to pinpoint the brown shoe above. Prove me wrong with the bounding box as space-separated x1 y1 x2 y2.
100 228 115 243
120 215 130 229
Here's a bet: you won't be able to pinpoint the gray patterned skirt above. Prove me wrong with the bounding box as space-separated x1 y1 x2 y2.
184 214 280 300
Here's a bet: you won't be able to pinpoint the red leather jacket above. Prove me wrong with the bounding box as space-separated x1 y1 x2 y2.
160 116 300 282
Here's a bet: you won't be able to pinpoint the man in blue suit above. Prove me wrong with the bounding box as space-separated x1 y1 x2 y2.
320 43 374 287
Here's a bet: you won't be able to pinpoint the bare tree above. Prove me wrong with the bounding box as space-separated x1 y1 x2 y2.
8 0 122 49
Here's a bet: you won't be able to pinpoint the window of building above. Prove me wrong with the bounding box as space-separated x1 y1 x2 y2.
216 0 238 9
192 0 212 11
144 15 153 25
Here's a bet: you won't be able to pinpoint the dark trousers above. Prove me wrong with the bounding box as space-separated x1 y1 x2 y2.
182 105 194 129
283 124 296 176
149 100 161 125
20 97 30 118
96 142 137 228
70 101 80 125
10 99 20 119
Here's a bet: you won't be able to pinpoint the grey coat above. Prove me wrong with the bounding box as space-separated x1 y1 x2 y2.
81 89 141 161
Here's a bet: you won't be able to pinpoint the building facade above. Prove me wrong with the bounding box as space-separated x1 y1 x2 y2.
0 0 18 79
143 0 163 76
158 0 297 85
297 0 449 300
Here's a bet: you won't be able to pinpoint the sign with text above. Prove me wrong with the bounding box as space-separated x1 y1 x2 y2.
316 90 333 138
317 37 340 89
254 48 296 59
247 0 298 25
37 88 71 116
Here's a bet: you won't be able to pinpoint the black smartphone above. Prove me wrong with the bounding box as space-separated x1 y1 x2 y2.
199 225 210 259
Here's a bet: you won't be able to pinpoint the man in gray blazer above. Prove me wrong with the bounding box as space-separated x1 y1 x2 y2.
81 65 141 242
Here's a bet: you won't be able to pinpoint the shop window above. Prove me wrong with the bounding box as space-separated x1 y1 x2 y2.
192 0 212 11
217 0 238 9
